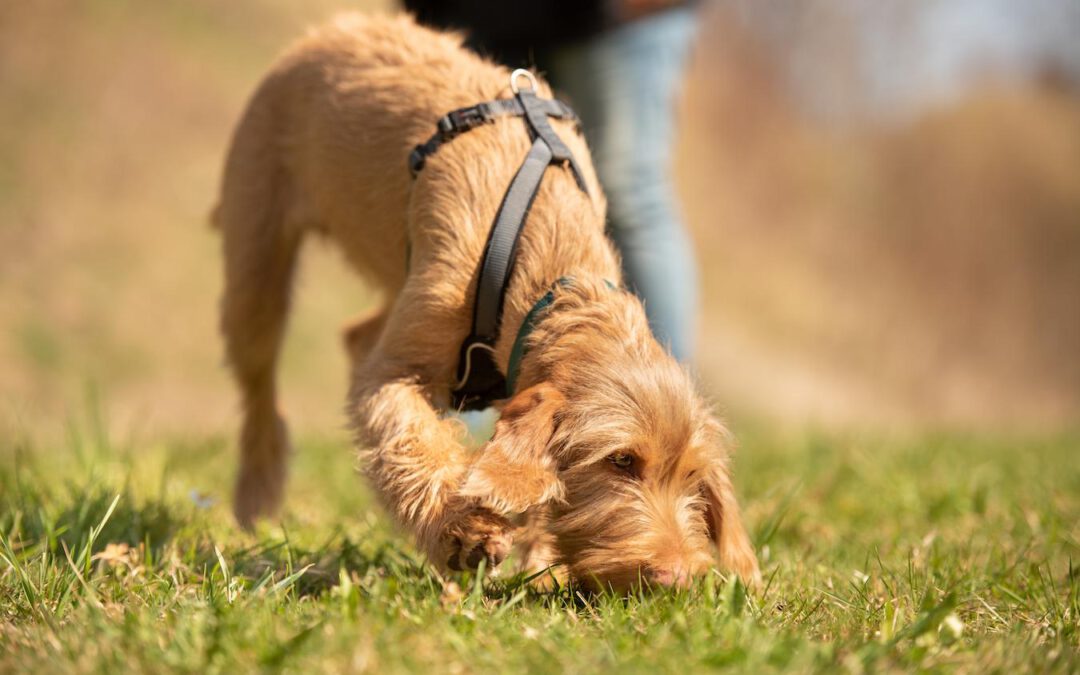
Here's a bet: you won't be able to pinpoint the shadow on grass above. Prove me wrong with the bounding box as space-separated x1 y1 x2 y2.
209 531 427 599
1 478 181 559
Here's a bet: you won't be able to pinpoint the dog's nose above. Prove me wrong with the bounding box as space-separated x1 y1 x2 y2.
647 565 690 588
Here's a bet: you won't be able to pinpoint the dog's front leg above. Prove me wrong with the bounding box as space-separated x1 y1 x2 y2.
349 365 513 572
515 505 562 589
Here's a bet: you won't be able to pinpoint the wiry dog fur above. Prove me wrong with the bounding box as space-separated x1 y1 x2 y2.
214 13 759 590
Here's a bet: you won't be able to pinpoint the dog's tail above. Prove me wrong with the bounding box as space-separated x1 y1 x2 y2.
215 71 303 529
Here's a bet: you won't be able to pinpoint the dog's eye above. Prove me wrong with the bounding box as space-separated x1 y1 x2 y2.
608 452 634 470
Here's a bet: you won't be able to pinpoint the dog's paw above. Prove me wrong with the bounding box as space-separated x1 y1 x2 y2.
233 411 289 531
233 459 285 530
440 505 513 572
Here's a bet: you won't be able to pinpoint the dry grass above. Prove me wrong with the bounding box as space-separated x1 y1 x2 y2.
1 2 1078 434
0 1 388 437
678 15 1080 428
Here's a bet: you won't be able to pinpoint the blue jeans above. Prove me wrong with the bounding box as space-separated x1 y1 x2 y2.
548 8 699 362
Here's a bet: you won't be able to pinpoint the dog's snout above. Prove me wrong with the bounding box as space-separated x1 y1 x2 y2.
646 565 690 589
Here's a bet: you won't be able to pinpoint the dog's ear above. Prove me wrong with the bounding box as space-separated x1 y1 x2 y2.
702 457 762 586
459 382 566 515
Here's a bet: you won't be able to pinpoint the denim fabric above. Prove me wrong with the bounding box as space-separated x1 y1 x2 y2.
547 8 699 362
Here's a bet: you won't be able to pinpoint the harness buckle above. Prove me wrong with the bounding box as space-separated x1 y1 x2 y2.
447 106 491 133
408 148 425 176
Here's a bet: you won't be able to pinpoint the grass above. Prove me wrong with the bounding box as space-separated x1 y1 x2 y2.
1 405 1077 673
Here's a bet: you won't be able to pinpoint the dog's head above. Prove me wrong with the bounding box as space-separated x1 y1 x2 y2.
460 323 760 591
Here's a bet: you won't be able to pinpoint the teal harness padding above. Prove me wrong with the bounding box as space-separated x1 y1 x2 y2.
505 277 618 396
505 278 570 396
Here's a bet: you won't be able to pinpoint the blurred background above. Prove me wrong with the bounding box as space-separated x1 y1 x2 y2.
1 0 1078 440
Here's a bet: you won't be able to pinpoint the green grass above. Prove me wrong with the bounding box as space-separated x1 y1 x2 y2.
1 410 1078 673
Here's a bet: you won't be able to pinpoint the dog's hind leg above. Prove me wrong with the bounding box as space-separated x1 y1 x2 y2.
215 84 303 529
219 197 301 530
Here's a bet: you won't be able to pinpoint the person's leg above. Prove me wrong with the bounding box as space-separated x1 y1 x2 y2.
547 9 699 361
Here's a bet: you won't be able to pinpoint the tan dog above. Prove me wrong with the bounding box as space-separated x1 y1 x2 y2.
214 13 759 590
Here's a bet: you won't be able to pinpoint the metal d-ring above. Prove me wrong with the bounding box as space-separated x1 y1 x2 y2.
509 68 538 94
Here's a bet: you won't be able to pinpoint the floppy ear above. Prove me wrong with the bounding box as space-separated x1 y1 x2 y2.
702 460 762 586
459 383 566 515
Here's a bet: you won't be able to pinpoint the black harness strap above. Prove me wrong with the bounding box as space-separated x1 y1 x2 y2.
517 87 589 192
472 136 553 343
408 70 590 410
409 97 580 176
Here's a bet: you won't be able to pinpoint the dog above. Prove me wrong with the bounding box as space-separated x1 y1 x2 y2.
213 13 759 590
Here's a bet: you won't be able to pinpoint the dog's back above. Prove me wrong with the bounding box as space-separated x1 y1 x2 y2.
215 14 504 285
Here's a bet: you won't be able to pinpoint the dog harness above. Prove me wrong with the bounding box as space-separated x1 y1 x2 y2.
408 70 591 410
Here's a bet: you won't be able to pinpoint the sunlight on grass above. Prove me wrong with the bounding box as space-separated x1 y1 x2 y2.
1 412 1077 672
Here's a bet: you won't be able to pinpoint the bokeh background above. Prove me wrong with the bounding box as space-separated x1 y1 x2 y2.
2 0 1078 440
